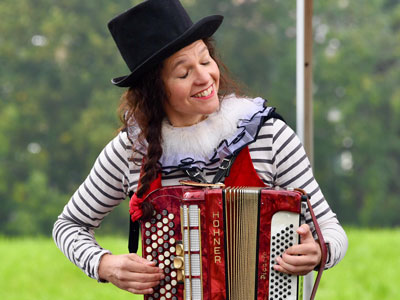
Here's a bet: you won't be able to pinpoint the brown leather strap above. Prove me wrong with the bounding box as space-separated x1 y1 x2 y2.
305 195 328 300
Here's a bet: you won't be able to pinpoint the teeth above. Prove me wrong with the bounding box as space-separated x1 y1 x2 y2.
193 85 213 98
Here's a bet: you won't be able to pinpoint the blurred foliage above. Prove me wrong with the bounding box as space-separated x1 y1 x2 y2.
0 0 399 236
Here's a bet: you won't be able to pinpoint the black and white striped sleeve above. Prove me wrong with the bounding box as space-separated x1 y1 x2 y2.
253 118 348 269
52 131 139 280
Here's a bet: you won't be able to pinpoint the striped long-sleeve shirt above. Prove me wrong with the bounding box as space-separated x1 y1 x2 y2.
53 113 348 281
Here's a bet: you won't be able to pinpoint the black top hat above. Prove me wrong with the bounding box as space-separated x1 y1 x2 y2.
107 0 223 87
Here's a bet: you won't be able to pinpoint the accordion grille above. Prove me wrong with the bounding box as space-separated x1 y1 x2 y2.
224 187 260 300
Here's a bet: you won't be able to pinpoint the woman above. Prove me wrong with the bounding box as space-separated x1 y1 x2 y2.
53 0 348 296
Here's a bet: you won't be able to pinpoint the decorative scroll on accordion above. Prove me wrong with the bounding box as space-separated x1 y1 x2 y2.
141 186 307 300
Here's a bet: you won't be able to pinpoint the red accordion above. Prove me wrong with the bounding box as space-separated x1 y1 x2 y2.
140 185 319 300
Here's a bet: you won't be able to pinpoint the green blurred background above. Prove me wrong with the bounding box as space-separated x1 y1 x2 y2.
0 0 399 299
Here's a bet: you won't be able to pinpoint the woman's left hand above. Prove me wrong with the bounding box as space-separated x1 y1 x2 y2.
273 224 322 276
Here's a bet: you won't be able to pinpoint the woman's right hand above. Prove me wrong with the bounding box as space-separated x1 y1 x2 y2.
98 253 165 294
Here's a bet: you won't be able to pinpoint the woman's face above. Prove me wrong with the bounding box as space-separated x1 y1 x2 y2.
161 40 220 127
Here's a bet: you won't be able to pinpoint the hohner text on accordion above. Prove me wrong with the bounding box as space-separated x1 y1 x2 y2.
211 210 222 264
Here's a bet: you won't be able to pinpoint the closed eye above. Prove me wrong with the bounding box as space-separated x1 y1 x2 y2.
178 72 189 79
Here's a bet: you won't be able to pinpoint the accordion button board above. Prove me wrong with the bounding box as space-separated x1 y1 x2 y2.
268 212 301 300
140 186 304 300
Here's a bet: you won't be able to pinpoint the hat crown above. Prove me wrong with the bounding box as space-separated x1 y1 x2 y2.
108 0 194 72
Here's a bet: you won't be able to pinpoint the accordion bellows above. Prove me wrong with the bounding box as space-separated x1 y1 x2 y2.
141 186 306 300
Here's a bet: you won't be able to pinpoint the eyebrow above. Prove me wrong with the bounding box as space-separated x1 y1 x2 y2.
170 45 209 71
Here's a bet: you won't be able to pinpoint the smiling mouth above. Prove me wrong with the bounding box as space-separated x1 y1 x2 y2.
192 84 214 98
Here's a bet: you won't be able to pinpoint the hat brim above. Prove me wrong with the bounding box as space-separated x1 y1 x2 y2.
111 15 223 87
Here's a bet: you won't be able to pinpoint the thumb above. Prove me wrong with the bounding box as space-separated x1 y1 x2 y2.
297 224 314 244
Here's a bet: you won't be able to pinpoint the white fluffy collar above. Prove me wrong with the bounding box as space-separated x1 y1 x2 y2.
161 95 262 160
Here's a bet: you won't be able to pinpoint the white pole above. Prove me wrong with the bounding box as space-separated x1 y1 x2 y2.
297 0 314 299
296 0 305 143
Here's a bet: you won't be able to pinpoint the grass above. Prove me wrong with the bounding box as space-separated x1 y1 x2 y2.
317 228 400 299
0 228 399 299
0 236 139 300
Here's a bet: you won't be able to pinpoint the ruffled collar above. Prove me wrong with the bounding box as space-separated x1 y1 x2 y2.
159 95 274 174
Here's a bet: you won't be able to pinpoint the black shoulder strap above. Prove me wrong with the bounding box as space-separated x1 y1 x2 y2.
128 191 140 253
262 100 286 123
212 154 239 184
128 218 140 253
268 110 286 123
185 168 208 183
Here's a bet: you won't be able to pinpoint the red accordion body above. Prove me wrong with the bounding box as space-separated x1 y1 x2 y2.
141 186 304 300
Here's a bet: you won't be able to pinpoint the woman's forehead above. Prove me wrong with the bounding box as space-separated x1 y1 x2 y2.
164 40 208 69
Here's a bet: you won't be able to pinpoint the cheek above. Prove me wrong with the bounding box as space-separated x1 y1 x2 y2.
166 82 190 106
212 63 220 86
171 83 187 99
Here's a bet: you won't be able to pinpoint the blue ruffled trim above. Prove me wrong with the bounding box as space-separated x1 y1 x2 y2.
159 98 275 174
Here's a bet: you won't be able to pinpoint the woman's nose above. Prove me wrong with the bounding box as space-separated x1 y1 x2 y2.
193 66 210 85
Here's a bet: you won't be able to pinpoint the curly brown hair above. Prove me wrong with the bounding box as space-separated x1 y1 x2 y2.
118 38 243 199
